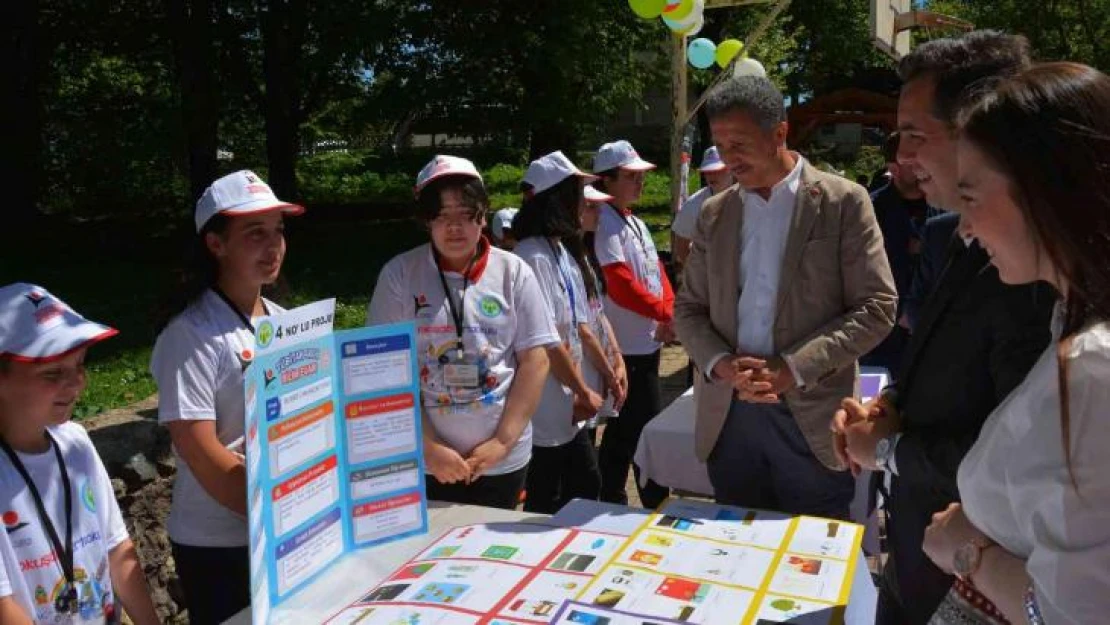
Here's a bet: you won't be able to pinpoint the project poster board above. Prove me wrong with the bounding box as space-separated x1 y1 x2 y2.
574 499 864 625
325 523 628 625
244 299 428 624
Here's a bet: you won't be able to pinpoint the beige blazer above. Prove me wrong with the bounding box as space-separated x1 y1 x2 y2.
674 160 897 469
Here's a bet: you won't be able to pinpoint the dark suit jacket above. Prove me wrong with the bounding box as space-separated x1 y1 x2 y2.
883 235 1056 622
903 212 959 330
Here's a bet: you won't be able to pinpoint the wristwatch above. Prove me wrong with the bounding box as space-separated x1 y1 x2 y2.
874 434 900 472
953 536 997 582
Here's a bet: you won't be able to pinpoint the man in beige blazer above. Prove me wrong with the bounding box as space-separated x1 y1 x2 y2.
675 76 897 519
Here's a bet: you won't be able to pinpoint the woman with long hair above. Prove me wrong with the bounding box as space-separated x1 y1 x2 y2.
150 170 303 624
368 156 553 510
921 62 1110 623
512 151 606 513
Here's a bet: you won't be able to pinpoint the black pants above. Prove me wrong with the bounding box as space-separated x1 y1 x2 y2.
524 428 601 514
877 487 955 625
171 542 251 625
707 399 854 519
598 350 670 508
424 465 528 510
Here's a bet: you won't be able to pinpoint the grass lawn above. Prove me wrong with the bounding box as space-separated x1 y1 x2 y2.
4 190 677 419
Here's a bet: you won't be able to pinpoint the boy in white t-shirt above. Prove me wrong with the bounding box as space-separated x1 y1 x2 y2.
590 140 674 509
368 155 556 510
672 146 735 268
0 283 159 625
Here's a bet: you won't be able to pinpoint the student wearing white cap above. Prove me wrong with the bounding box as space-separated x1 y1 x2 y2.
511 151 608 513
150 170 303 624
0 284 160 625
590 140 674 508
672 146 735 268
490 208 519 250
368 155 555 510
579 185 629 436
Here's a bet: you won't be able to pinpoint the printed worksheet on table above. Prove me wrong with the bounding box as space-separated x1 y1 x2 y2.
326 522 627 625
573 499 864 625
243 299 428 624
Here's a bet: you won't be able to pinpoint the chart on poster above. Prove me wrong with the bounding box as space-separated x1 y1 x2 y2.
325 523 628 625
574 499 864 625
244 299 428 624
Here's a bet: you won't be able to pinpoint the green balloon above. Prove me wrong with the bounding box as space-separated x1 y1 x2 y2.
628 0 668 19
716 39 744 68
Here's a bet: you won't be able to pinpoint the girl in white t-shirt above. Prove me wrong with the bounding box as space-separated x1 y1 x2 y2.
512 151 608 513
368 155 556 510
0 284 159 625
150 170 303 624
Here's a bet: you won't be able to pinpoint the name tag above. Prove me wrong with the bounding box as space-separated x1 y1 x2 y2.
443 363 481 388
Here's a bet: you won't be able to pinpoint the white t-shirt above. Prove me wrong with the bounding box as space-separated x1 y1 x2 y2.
594 205 664 355
0 423 128 625
367 243 558 474
151 289 285 547
671 187 712 240
513 237 591 447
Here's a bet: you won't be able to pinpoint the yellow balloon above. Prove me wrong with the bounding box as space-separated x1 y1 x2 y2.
715 39 744 68
628 0 668 19
663 0 695 21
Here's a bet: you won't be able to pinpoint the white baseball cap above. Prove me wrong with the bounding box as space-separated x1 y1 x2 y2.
699 146 727 173
415 155 483 195
195 170 304 233
522 151 598 196
583 185 613 203
491 208 518 241
592 140 656 173
0 283 118 363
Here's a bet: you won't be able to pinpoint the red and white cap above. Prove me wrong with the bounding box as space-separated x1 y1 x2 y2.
415 155 483 194
583 185 613 203
592 140 656 173
522 151 598 195
195 170 304 233
0 283 118 362
699 146 727 173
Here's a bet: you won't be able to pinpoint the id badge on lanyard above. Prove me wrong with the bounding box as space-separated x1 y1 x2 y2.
443 352 481 388
437 250 482 389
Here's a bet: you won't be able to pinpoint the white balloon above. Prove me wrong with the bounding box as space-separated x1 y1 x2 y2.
732 57 766 78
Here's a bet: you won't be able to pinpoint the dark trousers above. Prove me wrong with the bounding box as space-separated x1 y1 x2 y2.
877 487 956 624
171 542 251 625
707 399 854 519
425 465 528 510
598 350 670 508
524 428 601 514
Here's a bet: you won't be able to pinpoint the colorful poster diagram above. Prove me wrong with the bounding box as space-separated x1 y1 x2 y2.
574 500 863 625
325 523 627 625
244 299 428 624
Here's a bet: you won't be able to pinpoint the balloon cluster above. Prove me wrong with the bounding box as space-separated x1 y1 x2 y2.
627 0 752 71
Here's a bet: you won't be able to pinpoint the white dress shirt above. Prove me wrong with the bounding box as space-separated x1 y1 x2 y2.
958 303 1110 624
708 155 806 382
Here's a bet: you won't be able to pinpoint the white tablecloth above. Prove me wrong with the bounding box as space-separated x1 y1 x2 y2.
632 370 889 554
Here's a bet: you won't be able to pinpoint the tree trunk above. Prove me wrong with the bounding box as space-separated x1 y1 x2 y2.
259 0 306 201
167 0 220 206
4 0 45 223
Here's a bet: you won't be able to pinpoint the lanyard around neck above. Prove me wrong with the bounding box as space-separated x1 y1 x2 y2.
213 286 268 333
435 249 479 353
547 239 579 327
0 432 76 614
608 204 648 258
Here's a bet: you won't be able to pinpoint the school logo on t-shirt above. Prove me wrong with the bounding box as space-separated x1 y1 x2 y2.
257 320 275 348
3 510 28 534
478 296 503 318
80 481 97 514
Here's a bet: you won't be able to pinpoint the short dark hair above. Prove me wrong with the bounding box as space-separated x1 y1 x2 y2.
415 175 489 223
704 76 786 131
898 29 1031 126
882 132 901 163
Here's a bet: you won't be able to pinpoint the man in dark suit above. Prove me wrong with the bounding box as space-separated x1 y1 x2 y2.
832 31 1056 624
902 211 958 331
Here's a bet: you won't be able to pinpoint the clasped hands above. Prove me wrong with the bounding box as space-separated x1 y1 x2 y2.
711 354 795 403
830 395 901 476
425 437 510 485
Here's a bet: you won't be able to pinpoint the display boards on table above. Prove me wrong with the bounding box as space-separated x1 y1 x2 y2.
243 299 428 624
328 499 864 625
